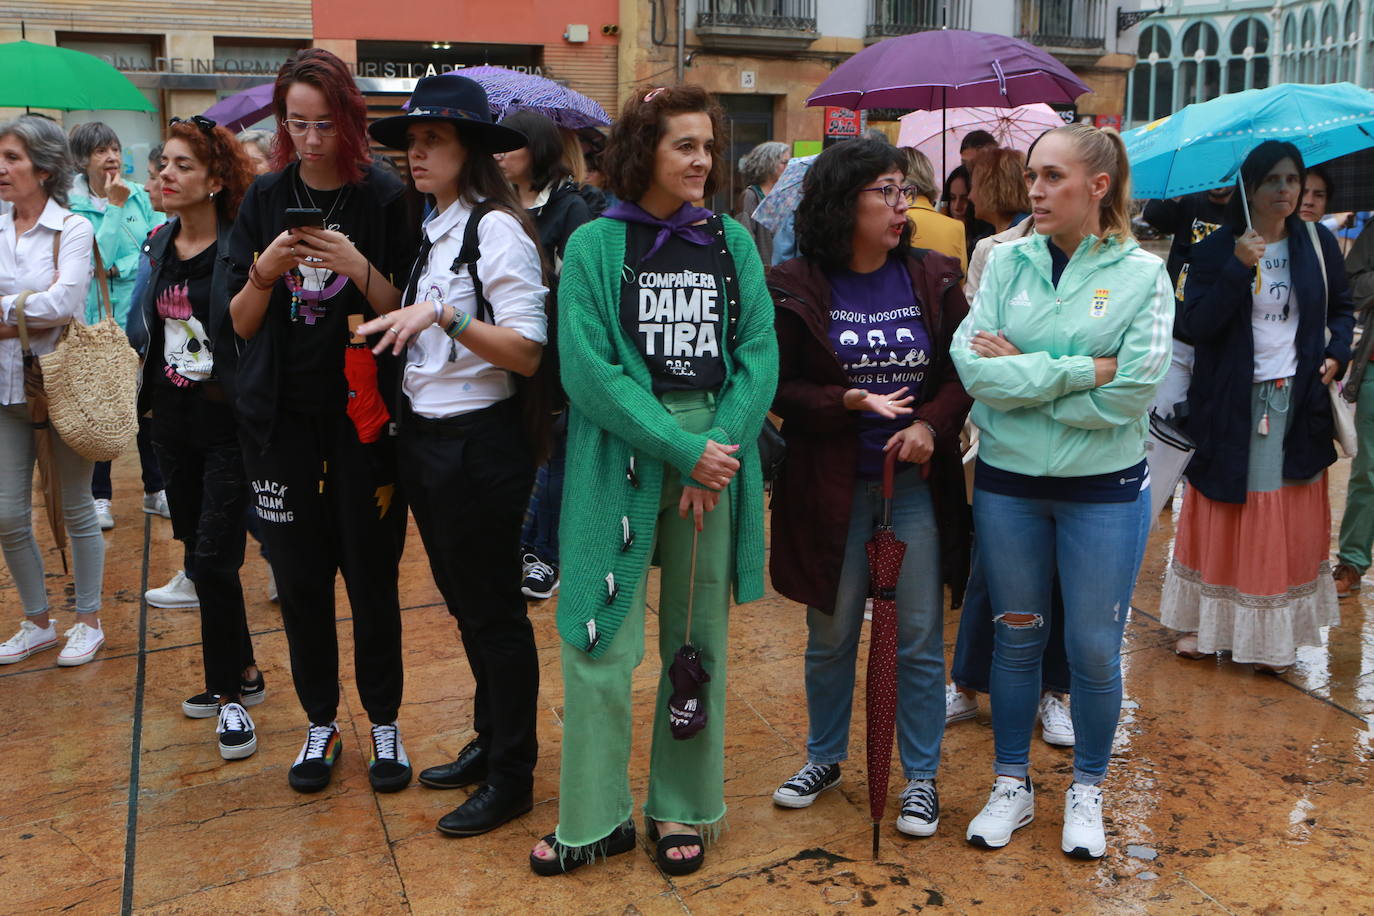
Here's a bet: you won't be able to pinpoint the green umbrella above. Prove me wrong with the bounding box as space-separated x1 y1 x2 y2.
0 41 155 112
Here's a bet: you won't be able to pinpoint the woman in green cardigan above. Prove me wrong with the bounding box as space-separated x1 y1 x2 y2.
529 85 778 877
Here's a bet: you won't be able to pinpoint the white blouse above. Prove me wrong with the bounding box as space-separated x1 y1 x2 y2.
402 197 548 419
0 198 94 405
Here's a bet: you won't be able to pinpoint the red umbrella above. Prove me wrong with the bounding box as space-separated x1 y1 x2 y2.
863 449 912 857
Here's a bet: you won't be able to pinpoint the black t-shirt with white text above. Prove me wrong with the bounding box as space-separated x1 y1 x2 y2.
619 230 726 394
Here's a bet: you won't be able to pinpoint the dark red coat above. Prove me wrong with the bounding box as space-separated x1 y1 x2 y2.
767 249 973 613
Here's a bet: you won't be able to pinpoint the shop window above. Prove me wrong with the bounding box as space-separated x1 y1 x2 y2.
55 35 162 171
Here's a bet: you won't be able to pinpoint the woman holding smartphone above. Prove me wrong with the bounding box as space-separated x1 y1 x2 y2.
227 49 418 794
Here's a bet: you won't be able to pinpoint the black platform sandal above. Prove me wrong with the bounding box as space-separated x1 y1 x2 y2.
646 819 705 876
529 820 636 876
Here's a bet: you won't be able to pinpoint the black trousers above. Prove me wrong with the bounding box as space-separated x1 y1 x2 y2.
401 399 538 793
240 409 406 726
152 390 253 698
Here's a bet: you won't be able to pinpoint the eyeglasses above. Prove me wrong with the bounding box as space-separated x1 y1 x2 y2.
860 184 917 208
283 119 338 137
168 115 217 133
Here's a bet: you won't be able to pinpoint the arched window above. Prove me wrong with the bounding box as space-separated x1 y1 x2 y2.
1129 25 1174 125
1179 22 1220 105
1227 17 1271 92
1342 0 1362 82
1280 14 1298 80
1322 4 1341 82
1301 9 1318 81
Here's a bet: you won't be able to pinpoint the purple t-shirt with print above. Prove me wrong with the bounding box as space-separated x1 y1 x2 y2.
827 256 931 479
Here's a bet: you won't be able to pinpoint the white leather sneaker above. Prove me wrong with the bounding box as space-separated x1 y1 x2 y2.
146 570 199 609
967 776 1035 849
1062 782 1106 859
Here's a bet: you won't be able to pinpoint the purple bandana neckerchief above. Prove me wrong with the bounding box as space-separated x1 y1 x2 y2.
603 200 715 261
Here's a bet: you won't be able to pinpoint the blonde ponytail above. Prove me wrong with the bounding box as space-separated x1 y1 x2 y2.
1049 123 1134 249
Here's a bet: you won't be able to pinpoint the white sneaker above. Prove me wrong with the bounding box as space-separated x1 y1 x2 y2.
266 566 279 603
945 682 978 725
94 498 114 530
146 570 199 609
57 621 105 666
966 776 1035 849
0 619 59 664
1038 693 1075 747
143 490 171 518
1062 783 1106 859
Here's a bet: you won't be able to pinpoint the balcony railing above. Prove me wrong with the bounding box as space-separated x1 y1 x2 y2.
867 0 971 40
1016 0 1107 50
697 0 817 33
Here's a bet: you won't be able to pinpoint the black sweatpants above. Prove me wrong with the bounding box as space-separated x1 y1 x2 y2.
401 398 538 794
152 388 253 698
241 409 407 726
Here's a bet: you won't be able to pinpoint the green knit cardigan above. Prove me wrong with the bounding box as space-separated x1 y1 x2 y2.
556 215 779 658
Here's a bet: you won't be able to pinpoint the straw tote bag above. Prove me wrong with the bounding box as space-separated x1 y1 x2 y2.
40 244 138 462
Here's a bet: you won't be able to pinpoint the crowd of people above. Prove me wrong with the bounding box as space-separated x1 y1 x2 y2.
0 47 1365 874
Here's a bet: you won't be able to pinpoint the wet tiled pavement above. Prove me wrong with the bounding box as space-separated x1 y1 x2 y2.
2 453 1370 915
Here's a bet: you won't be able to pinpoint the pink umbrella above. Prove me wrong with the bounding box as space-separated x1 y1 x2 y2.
897 104 1063 179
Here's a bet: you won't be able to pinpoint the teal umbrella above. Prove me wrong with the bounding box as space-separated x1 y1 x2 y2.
1123 82 1374 200
0 41 155 112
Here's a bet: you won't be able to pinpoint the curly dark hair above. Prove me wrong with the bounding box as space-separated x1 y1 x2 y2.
602 84 727 203
796 138 911 272
164 120 255 221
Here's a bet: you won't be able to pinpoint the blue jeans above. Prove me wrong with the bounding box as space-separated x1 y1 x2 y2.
975 484 1151 786
951 542 1071 694
520 413 566 566
804 470 945 780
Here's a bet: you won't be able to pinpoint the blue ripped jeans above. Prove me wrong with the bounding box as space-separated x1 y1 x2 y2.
974 484 1151 786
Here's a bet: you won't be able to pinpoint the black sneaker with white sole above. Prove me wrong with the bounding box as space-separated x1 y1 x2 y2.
182 672 267 718
896 778 940 837
520 553 559 600
289 722 342 793
368 722 412 793
216 702 258 760
772 762 841 808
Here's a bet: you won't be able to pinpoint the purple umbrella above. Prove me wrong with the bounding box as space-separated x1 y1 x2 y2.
202 83 274 132
807 30 1090 111
407 66 611 129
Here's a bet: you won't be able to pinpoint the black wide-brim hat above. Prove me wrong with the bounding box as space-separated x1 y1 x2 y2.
368 74 527 154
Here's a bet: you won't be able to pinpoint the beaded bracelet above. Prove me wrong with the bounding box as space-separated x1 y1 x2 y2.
445 308 472 339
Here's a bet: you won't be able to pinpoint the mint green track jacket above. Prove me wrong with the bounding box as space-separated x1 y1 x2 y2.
950 232 1174 479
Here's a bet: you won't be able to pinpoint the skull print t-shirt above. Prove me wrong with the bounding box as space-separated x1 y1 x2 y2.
154 237 217 389
826 254 932 479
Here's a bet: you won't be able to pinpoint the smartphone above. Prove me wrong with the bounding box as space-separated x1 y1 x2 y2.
285 207 323 229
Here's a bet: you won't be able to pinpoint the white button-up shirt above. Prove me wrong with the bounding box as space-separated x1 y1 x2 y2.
0 198 94 405
403 197 548 419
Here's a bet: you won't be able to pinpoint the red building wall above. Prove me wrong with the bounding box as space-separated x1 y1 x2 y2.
311 0 620 46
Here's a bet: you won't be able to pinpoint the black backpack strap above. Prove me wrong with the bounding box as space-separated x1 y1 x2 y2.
452 199 499 322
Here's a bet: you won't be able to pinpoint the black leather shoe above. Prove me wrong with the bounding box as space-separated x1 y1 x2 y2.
437 783 533 837
419 739 488 789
